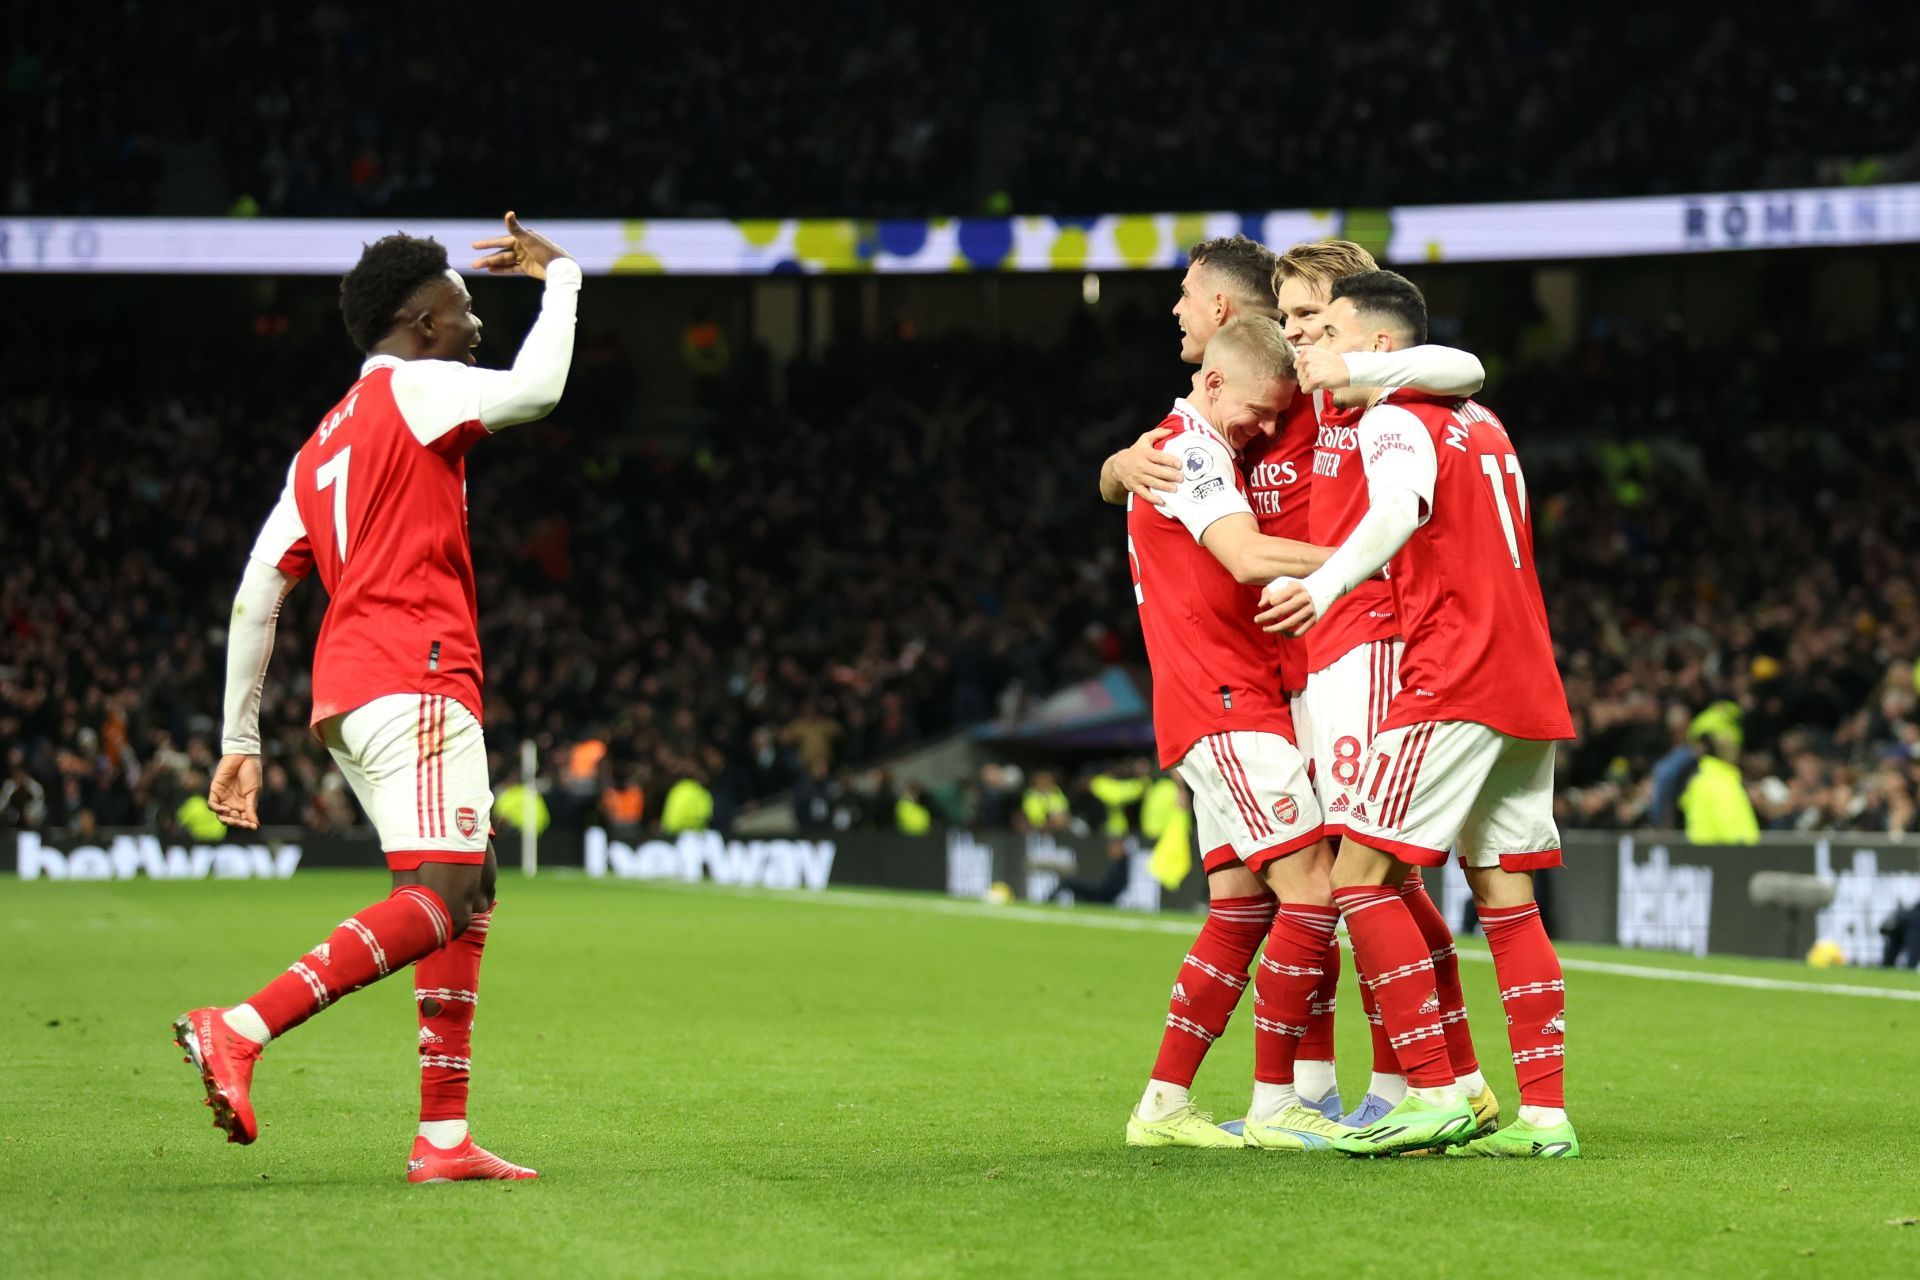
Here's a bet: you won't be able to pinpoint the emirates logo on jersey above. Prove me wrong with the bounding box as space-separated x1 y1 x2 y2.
456 807 480 838
1271 795 1299 826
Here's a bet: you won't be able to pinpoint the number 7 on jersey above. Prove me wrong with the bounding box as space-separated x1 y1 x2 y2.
315 447 352 562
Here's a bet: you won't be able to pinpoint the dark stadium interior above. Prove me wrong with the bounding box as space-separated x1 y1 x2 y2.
10 4 1920 1267
6 247 1920 842
10 2 1920 219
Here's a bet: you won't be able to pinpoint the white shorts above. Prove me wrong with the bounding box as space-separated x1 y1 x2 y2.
1176 730 1325 874
319 692 493 868
1342 720 1562 871
1302 638 1403 832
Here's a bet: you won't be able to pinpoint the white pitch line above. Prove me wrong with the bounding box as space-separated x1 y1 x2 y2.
678 882 1920 1004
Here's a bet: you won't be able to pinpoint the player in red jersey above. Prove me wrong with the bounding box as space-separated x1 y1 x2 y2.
1276 240 1497 1135
1103 236 1489 1136
1100 238 1354 1131
173 213 580 1182
1121 316 1350 1151
1262 271 1579 1158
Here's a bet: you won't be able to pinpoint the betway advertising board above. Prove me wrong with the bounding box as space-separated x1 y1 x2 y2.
12 828 1918 968
15 830 303 881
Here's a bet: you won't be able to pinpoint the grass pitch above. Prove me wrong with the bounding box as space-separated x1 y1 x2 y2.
3 872 1918 1279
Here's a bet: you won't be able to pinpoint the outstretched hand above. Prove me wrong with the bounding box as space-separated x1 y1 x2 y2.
471 211 572 280
209 754 262 830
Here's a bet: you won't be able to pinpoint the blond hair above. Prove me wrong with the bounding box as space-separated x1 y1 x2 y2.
1271 238 1379 295
1204 314 1296 384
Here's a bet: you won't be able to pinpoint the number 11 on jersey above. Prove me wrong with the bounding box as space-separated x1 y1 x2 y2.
316 447 352 562
1478 452 1528 568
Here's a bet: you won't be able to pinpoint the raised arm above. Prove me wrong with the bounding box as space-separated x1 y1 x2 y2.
385 215 583 443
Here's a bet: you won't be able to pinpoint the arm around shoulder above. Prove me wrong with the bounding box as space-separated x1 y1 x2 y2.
1344 345 1484 397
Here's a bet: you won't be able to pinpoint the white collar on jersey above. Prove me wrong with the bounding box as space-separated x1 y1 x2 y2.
1171 397 1233 453
360 354 406 375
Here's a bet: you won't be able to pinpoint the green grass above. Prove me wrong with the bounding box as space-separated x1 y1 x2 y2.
3 873 1918 1279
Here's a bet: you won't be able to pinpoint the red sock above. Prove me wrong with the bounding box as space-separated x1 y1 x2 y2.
1480 902 1566 1107
1333 885 1450 1088
246 885 453 1038
1149 895 1273 1087
1356 965 1400 1074
1253 904 1339 1085
1297 937 1340 1062
1401 875 1478 1077
416 905 490 1122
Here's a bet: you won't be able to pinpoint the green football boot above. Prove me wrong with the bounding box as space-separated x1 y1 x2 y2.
1241 1104 1347 1151
1403 1082 1501 1156
1330 1093 1477 1158
1446 1117 1580 1158
1126 1103 1246 1149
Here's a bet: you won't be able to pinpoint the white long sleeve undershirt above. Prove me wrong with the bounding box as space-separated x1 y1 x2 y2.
384 256 584 441
220 557 300 755
1342 345 1485 397
1295 487 1423 619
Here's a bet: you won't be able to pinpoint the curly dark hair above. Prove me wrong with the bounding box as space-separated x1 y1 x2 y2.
1187 234 1279 308
338 234 453 354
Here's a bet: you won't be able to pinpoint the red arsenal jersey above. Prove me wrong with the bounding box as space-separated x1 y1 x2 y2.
1127 399 1294 769
250 357 490 726
1363 390 1574 741
1306 390 1401 671
1240 395 1315 694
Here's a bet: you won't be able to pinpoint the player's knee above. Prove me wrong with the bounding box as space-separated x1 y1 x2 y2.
443 896 477 938
1465 866 1535 910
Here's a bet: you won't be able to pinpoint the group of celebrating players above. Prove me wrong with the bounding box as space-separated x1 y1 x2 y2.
1109 236 1577 1158
165 214 1573 1184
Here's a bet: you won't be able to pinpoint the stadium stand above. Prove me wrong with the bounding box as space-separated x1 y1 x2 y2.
9 3 1920 219
4 285 1919 839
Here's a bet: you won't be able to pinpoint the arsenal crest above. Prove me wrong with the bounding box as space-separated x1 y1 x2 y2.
1271 795 1299 826
456 806 480 838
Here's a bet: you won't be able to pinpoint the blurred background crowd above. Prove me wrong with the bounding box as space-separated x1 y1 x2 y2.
9 1 1920 220
5 272 1920 845
6 3 1920 848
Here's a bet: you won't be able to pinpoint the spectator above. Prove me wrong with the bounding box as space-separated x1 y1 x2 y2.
1020 771 1071 834
601 767 646 828
895 782 933 836
12 5 1920 219
1677 730 1760 845
1052 842 1132 906
659 769 714 835
493 773 551 841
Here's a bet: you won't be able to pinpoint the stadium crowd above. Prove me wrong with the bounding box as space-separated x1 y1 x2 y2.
10 2 1919 220
4 279 1920 844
